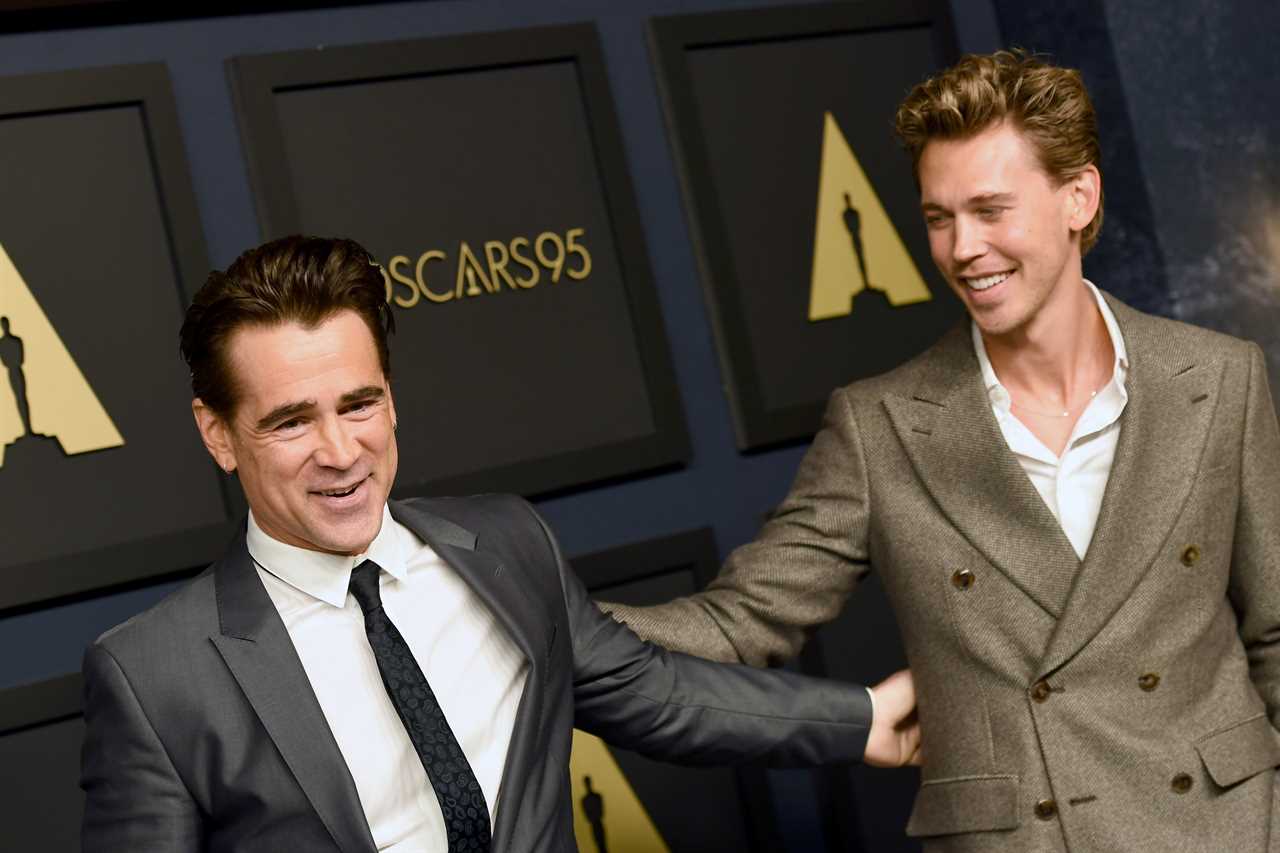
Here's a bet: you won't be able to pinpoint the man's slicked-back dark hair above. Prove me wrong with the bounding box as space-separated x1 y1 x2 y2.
180 235 394 417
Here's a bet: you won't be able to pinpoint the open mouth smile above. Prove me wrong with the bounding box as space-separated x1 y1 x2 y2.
962 271 1013 291
313 476 369 500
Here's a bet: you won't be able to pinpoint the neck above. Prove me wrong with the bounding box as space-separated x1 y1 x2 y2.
982 277 1113 405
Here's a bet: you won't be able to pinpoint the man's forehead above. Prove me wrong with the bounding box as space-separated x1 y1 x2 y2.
225 314 383 398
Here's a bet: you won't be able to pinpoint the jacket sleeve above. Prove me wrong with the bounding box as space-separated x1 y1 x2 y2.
602 388 873 667
520 500 873 768
81 641 203 852
1227 343 1280 730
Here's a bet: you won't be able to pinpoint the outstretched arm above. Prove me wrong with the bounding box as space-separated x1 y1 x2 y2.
601 389 873 667
81 643 203 852
522 500 917 768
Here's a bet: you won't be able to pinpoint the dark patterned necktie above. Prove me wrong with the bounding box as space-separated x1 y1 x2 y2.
348 560 492 851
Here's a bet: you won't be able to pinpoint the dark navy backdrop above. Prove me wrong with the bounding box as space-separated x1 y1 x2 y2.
8 0 1277 849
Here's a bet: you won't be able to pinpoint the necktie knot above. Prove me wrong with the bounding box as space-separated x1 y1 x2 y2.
348 560 384 615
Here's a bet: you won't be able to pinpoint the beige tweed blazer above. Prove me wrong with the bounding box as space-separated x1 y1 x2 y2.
611 293 1280 852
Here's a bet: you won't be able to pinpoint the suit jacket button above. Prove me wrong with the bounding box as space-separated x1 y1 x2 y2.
951 569 975 590
1031 680 1052 703
1181 544 1202 566
1138 672 1161 691
1034 798 1058 820
1171 773 1193 794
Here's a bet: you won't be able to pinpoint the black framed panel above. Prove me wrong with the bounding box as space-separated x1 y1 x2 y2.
569 529 782 853
799 574 920 853
0 674 85 853
0 63 234 611
650 1 964 449
0 0 402 32
229 24 689 501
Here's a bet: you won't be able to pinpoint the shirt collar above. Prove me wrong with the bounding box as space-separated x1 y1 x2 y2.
246 504 410 608
972 279 1130 412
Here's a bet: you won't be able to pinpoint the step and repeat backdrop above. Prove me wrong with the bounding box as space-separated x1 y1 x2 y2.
0 2 962 851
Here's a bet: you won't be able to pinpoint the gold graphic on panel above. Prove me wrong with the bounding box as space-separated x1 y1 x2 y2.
0 242 123 467
808 112 932 321
570 729 670 853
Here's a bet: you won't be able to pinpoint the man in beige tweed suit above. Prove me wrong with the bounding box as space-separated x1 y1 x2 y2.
608 51 1280 851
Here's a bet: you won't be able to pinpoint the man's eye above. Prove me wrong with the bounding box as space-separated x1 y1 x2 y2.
977 207 1003 219
276 418 303 431
924 214 949 228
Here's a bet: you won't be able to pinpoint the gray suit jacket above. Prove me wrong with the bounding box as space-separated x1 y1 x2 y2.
611 295 1280 852
80 494 873 853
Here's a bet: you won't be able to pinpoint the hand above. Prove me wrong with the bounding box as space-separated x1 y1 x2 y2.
863 668 923 768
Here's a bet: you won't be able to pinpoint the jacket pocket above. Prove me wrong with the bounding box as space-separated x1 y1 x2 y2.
905 775 1020 838
1195 714 1280 788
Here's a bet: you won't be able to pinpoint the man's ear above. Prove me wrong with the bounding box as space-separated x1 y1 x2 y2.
1066 164 1102 233
192 398 237 473
386 381 397 432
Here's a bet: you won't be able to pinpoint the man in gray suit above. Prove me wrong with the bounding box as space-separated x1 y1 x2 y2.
79 236 920 853
608 51 1280 851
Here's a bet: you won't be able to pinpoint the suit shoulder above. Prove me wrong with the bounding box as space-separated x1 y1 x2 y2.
399 492 531 524
92 567 217 656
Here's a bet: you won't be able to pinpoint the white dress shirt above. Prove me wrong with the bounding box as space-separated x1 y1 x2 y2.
972 281 1130 559
248 506 528 852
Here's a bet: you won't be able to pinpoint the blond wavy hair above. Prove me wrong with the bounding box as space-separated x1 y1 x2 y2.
894 49 1104 254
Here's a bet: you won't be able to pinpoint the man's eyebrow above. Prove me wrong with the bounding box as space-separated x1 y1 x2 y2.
339 386 385 407
256 400 315 431
969 192 1016 204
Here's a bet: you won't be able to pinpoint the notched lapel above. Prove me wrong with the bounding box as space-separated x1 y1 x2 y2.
1038 320 1225 678
884 330 1079 618
212 538 376 853
390 499 550 852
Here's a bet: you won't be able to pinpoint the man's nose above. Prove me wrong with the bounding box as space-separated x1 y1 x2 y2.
314 417 359 469
952 216 986 264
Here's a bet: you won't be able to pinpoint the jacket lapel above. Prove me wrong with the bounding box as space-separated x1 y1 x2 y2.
884 325 1081 618
210 531 376 853
389 500 548 852
1037 299 1224 677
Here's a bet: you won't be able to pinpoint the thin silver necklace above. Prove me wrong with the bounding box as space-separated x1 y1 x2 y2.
1011 386 1101 419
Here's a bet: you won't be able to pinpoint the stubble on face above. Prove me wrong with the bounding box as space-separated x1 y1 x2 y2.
218 311 398 555
917 121 1085 342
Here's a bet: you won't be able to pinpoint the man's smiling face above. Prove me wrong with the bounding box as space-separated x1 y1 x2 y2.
195 309 398 555
918 121 1091 338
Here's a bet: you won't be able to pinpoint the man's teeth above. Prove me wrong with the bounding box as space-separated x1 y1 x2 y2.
966 272 1012 291
321 484 358 497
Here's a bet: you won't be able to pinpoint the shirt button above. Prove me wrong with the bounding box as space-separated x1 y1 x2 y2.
1171 773 1193 794
951 569 975 590
1034 798 1058 820
1031 680 1052 703
1138 673 1161 692
1181 544 1202 566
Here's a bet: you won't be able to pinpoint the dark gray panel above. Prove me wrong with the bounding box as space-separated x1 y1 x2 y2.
650 1 963 448
229 25 689 501
0 64 229 610
0 717 84 853
272 62 655 482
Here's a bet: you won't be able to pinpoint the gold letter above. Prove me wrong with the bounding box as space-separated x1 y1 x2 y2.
415 250 451 303
484 240 517 291
535 231 566 283
509 236 540 288
455 241 494 297
387 255 420 308
565 228 592 281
